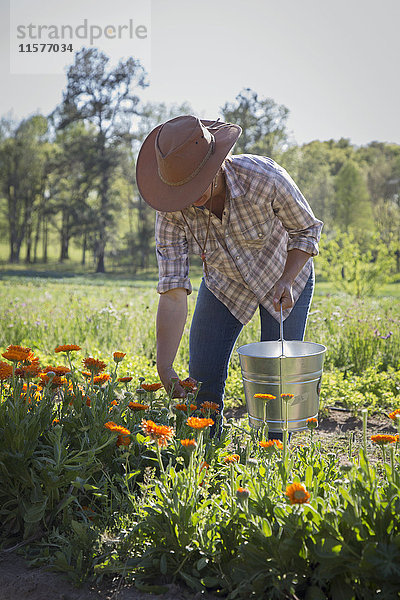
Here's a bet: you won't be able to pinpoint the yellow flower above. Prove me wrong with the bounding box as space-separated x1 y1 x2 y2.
285 482 310 505
54 344 81 353
281 393 294 401
253 393 276 400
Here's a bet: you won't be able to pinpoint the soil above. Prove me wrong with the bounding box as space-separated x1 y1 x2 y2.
0 407 397 600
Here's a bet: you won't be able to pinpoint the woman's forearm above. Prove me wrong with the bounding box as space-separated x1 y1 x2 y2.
280 248 312 284
272 248 312 311
156 288 188 373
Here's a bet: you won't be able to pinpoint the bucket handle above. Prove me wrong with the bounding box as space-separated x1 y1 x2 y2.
279 302 284 357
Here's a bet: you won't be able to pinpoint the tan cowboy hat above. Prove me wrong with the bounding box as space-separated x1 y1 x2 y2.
135 115 242 212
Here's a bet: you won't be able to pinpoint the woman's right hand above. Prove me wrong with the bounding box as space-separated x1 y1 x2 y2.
157 365 185 398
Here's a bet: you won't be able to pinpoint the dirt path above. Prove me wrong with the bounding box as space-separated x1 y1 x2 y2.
0 407 396 600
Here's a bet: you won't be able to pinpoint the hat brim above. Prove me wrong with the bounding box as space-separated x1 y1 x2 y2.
136 119 242 212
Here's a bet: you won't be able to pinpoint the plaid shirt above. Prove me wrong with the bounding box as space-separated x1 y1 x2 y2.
155 154 323 325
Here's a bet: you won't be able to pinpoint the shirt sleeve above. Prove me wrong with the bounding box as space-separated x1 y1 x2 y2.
155 211 192 295
271 167 323 256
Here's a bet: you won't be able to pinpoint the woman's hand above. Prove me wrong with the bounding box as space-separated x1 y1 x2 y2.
272 277 294 311
157 365 185 398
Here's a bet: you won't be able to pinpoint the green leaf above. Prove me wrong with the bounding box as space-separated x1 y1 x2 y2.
23 500 47 524
305 464 313 488
160 553 168 575
261 518 272 537
196 557 208 571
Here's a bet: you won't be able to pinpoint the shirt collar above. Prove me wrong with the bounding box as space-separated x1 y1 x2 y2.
224 157 246 199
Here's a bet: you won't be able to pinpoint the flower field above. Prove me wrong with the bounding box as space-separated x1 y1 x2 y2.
0 276 400 599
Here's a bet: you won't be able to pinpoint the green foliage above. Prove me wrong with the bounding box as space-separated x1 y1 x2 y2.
333 161 373 231
317 229 395 297
0 337 399 595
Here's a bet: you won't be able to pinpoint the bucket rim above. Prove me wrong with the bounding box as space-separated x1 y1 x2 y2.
237 340 327 358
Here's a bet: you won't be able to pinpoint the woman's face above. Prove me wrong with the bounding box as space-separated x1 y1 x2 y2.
192 183 213 207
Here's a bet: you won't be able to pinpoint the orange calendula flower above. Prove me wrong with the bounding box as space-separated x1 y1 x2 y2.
52 418 60 425
224 454 240 464
199 460 209 472
259 439 283 450
253 393 276 400
39 372 67 387
113 352 126 363
82 357 107 374
286 482 310 504
0 361 14 380
15 362 42 378
110 399 118 406
371 434 398 445
128 402 149 411
118 376 133 383
200 401 220 413
141 382 163 392
174 403 197 413
42 365 71 375
281 393 294 400
306 418 318 429
54 344 81 353
179 377 198 391
388 408 400 421
141 419 175 447
116 434 131 447
187 416 214 430
181 438 197 449
93 373 111 385
236 487 250 500
2 345 34 363
104 421 118 430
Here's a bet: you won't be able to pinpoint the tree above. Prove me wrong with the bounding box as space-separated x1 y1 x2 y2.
52 48 147 272
220 88 290 157
333 161 373 232
0 115 49 263
317 229 395 297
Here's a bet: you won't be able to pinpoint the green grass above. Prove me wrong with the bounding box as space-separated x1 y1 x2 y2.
1 267 399 414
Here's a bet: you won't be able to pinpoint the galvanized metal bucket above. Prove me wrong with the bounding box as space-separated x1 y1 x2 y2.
237 340 326 431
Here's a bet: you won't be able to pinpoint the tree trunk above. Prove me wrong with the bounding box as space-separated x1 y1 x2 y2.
42 217 48 263
59 208 70 261
81 231 87 266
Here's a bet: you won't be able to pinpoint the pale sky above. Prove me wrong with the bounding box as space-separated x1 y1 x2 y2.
1 0 399 146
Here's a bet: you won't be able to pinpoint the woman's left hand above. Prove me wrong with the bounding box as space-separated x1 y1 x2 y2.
272 277 294 311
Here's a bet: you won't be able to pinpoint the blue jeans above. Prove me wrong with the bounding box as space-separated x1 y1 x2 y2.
189 272 315 438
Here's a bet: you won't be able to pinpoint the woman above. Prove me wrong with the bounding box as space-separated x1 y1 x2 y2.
136 115 323 434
